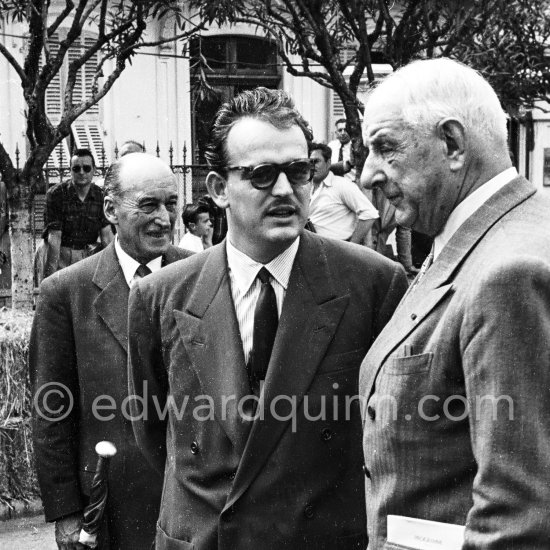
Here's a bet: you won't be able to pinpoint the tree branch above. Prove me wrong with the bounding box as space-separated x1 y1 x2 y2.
0 41 27 84
0 141 16 191
48 0 75 38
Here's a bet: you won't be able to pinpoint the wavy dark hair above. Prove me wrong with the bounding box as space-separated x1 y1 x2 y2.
205 87 313 175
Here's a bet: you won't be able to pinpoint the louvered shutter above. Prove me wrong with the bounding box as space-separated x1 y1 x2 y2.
330 90 345 131
72 122 104 165
41 33 70 169
70 32 105 163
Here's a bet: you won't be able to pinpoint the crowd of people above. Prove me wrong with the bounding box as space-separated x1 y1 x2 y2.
29 57 550 550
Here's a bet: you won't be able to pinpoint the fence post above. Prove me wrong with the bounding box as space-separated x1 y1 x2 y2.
183 143 187 205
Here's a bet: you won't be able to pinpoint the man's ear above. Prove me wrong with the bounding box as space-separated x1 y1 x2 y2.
206 171 229 209
103 195 118 226
437 118 466 172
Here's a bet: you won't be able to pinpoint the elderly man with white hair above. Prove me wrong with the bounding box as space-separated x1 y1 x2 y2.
359 57 550 549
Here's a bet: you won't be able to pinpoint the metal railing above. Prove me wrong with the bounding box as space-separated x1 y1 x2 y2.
30 142 211 244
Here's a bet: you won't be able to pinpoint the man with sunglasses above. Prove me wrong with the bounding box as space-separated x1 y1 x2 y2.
128 87 408 550
43 148 113 278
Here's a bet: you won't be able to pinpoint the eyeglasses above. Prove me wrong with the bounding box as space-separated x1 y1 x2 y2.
226 159 314 190
72 165 93 173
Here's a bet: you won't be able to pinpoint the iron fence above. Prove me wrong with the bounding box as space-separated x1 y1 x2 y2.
31 142 211 245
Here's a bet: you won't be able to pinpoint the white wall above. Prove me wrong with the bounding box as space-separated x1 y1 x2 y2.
0 23 28 162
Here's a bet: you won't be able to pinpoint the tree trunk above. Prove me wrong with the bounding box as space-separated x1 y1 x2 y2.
8 194 35 311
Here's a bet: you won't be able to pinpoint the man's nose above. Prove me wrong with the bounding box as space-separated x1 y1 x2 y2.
360 155 384 190
271 171 294 196
154 204 172 227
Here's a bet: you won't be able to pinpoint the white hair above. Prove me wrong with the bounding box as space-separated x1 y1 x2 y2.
364 57 508 150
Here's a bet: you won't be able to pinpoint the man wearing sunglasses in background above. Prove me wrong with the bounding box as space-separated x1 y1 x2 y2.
128 87 407 549
43 148 113 279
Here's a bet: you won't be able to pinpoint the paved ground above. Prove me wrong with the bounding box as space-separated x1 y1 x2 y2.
0 514 56 549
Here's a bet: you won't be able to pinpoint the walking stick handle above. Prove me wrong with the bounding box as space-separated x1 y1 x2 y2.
78 441 117 548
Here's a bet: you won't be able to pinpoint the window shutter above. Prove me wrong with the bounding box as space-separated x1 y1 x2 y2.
68 33 100 117
72 122 104 165
330 90 345 131
45 37 62 121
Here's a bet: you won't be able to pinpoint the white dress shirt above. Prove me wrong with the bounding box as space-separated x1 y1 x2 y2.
226 237 299 364
310 172 378 240
178 231 204 253
434 167 518 260
328 139 356 183
114 236 163 287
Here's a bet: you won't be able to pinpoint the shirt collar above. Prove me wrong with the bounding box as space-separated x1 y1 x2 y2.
114 236 163 287
434 167 517 259
322 172 334 187
226 237 300 295
312 171 334 196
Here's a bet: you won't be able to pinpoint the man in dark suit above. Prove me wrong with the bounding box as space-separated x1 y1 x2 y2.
30 153 193 550
359 58 550 548
128 88 407 550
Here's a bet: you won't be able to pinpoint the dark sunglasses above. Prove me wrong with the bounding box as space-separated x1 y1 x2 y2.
226 159 314 190
72 165 93 173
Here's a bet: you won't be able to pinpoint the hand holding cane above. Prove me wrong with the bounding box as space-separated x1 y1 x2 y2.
78 441 117 548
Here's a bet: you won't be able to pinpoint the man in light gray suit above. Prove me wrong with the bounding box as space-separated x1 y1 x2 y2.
359 57 550 549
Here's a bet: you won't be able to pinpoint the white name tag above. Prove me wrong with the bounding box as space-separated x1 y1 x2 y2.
387 515 465 550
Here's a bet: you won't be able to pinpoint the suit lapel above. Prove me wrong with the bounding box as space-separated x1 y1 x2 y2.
173 244 251 454
226 233 349 509
361 176 537 398
93 244 129 353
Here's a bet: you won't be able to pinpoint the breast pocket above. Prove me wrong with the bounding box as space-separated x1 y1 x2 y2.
385 352 433 375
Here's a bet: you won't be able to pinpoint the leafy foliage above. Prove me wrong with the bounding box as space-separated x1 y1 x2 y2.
238 0 550 169
452 0 550 113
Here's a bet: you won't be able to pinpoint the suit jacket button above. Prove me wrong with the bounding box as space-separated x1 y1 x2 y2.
320 428 333 441
304 504 314 519
362 464 371 479
367 405 376 421
229 471 236 480
411 313 417 320
190 441 200 454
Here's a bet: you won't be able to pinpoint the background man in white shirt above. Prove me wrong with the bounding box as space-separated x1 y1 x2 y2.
328 118 356 182
128 87 407 550
30 153 191 550
178 202 213 252
359 57 550 549
309 142 378 244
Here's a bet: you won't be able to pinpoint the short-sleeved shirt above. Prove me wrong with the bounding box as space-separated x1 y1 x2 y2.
309 172 379 240
44 180 109 248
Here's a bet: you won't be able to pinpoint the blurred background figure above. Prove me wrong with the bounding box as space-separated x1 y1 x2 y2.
119 140 145 157
41 148 113 280
197 194 227 245
178 202 213 252
309 142 378 245
370 187 416 276
328 118 355 181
